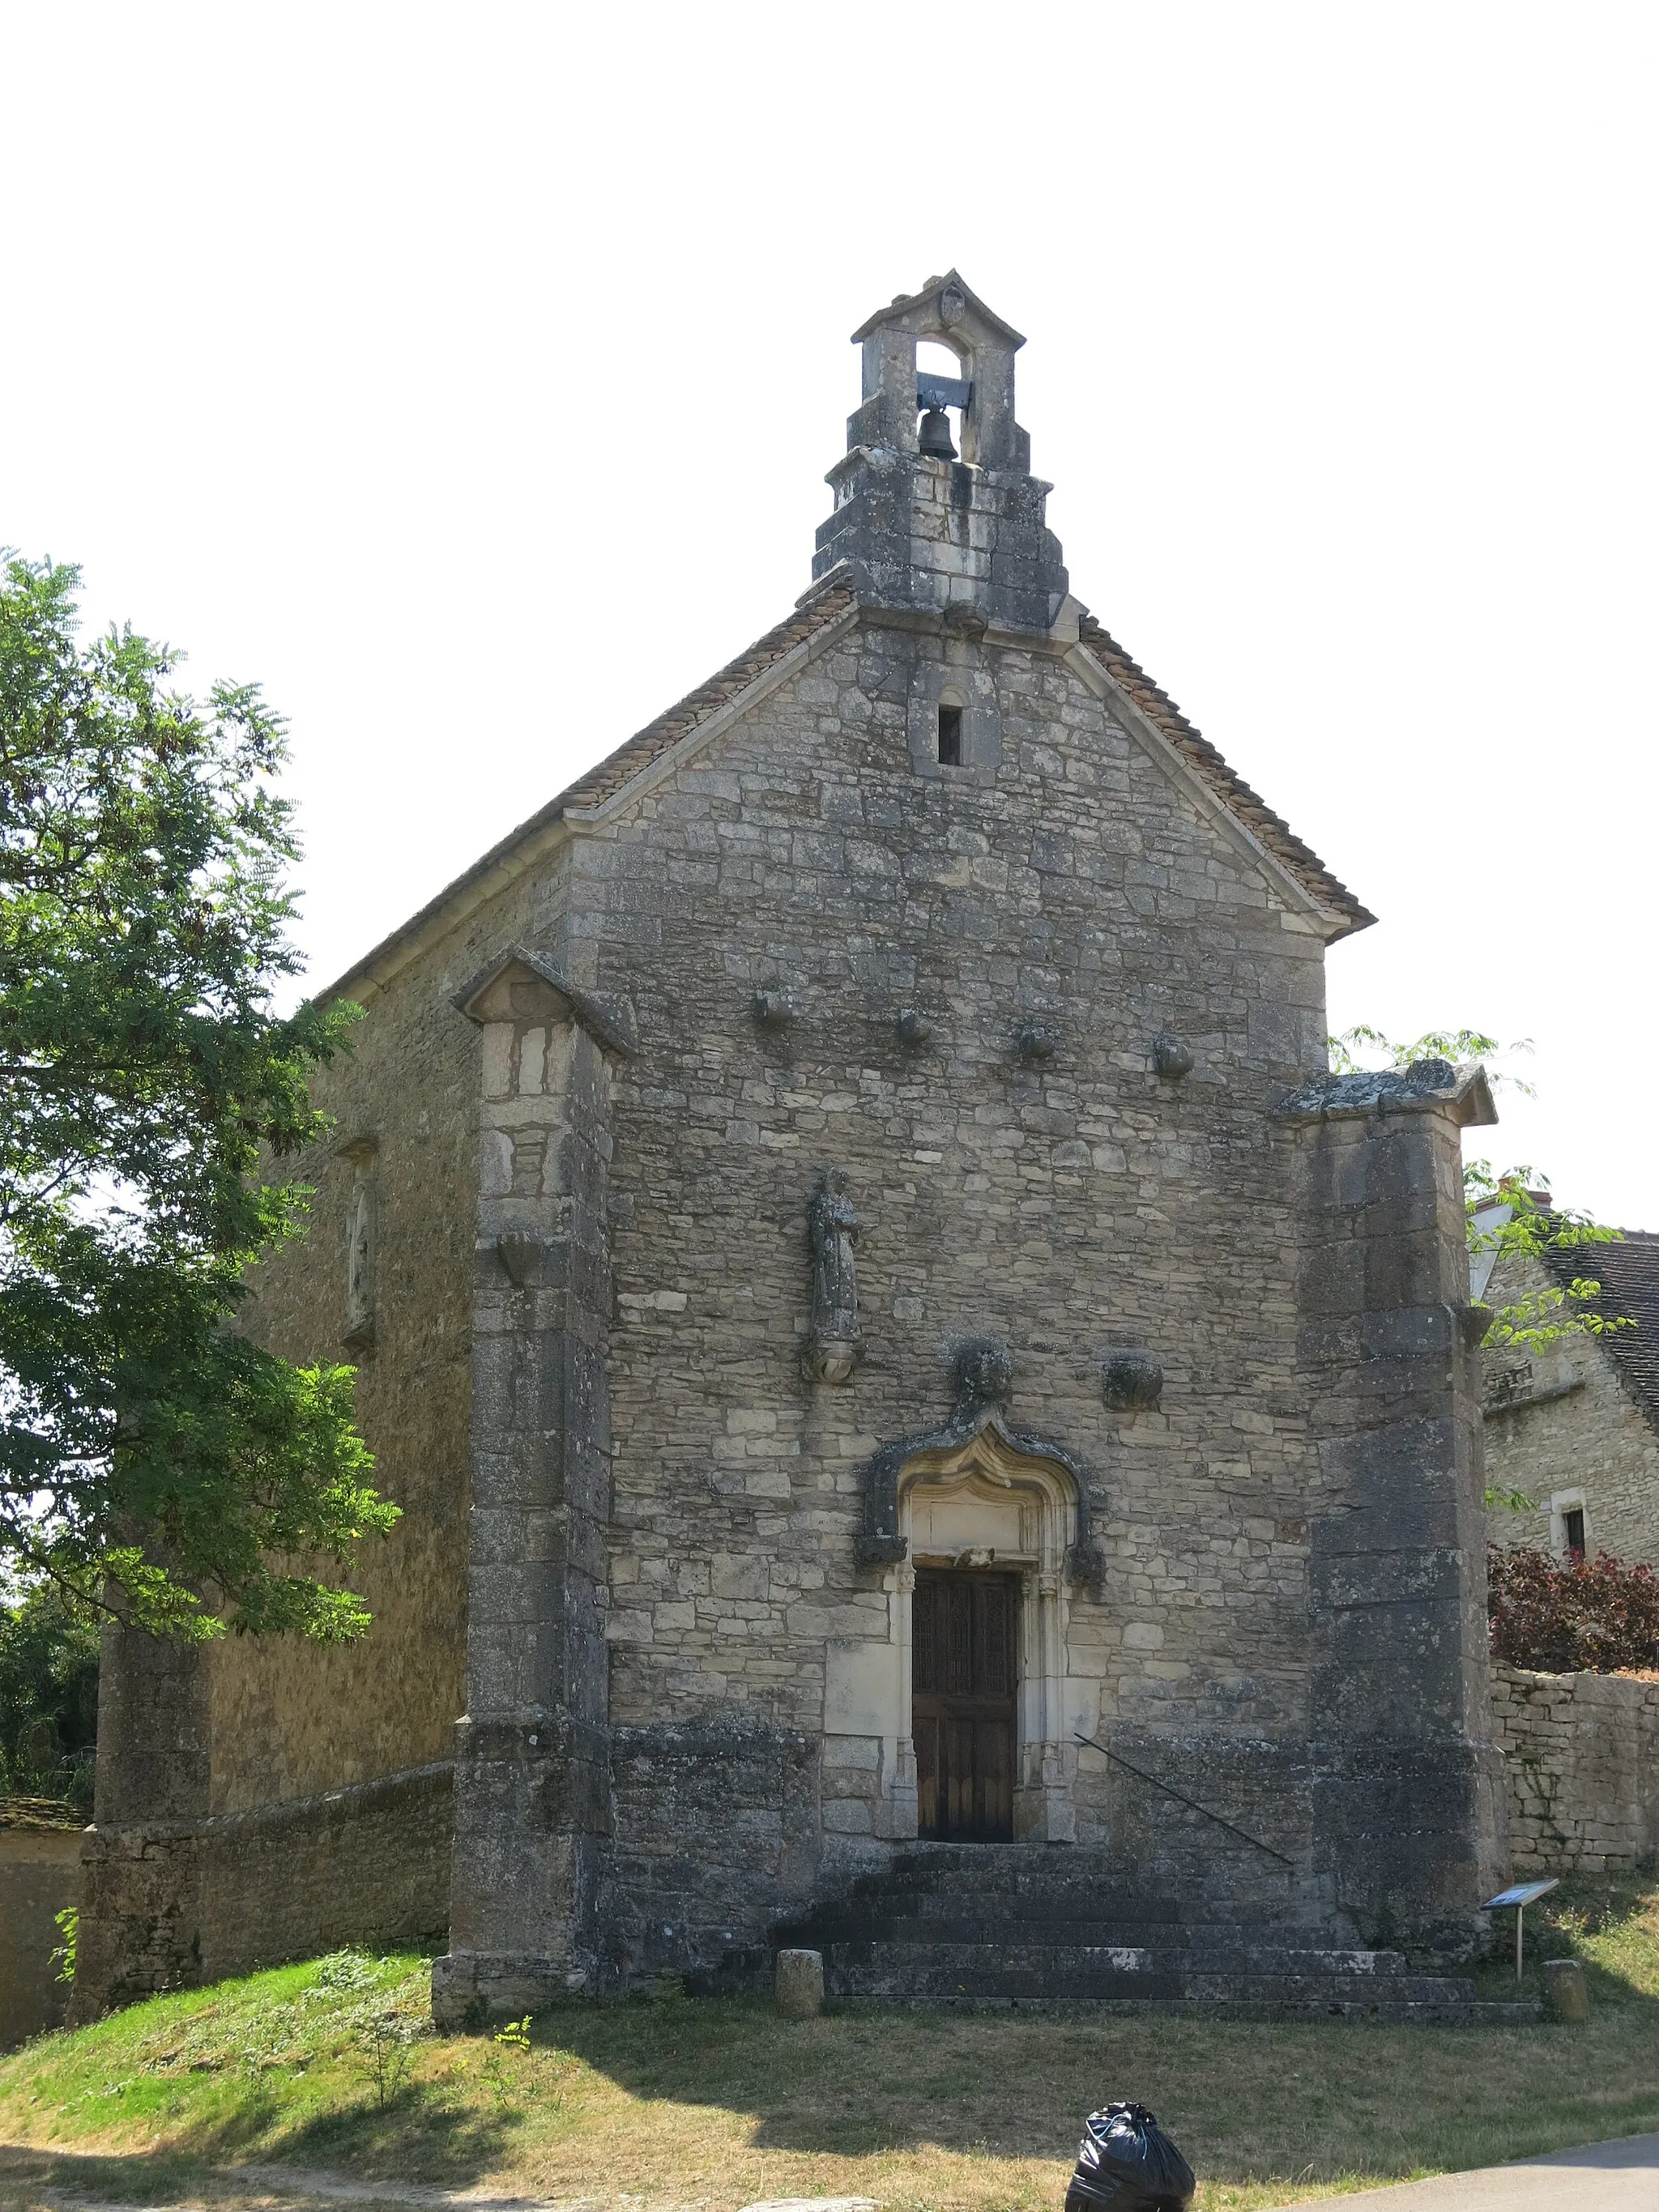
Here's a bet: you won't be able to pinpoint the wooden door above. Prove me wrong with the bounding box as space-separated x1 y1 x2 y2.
912 1570 1017 1841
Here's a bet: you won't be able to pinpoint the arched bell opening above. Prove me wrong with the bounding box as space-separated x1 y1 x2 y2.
915 336 970 463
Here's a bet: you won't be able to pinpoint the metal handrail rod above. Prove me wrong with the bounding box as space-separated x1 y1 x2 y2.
1073 1733 1296 1868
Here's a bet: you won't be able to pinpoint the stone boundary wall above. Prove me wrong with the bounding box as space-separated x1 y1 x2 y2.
74 1762 453 2016
1492 1664 1659 1872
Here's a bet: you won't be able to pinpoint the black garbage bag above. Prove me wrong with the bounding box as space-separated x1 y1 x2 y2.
1064 2102 1195 2212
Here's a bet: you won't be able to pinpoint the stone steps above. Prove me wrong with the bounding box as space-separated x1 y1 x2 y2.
783 1919 1413 1966
838 1992 1542 2025
823 1942 1471 2005
770 1845 1533 2022
843 1884 1196 1919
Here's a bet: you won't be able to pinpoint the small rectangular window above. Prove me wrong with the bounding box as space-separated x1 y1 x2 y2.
1563 1507 1586 1558
937 705 962 765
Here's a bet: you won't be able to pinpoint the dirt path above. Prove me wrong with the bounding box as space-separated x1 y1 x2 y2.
0 2154 884 2212
0 2150 589 2212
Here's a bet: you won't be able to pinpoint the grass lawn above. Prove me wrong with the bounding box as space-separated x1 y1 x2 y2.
2 1865 1659 2212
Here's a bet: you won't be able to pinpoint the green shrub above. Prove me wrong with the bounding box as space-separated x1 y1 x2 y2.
1489 1545 1659 1673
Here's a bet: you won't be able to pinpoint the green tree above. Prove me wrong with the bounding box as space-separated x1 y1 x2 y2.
0 554 395 1643
0 1575 100 1802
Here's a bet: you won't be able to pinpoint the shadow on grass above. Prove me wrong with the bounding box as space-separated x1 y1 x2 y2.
0 2088 522 2201
523 1993 1066 2159
514 1985 1659 2182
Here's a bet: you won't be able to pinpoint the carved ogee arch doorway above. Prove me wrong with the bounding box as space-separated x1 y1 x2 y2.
825 1419 1100 1845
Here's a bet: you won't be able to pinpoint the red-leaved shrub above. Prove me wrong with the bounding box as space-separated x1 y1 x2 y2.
1488 1545 1659 1673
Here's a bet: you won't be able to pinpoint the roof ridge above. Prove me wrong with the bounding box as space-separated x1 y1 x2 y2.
1077 616 1375 940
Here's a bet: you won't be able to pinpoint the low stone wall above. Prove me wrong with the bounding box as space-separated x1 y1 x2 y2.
1492 1664 1659 1872
0 1805 83 2048
74 1761 453 2018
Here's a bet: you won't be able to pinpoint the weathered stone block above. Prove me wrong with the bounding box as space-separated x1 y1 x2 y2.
774 1947 825 2018
1542 1957 1589 2021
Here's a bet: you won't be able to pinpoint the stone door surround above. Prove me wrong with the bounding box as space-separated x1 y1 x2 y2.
829 1419 1091 1843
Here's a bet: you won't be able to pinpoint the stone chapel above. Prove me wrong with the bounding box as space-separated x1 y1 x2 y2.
77 275 1513 2022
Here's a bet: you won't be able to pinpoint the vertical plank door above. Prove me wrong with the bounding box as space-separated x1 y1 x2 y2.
912 1570 1017 1841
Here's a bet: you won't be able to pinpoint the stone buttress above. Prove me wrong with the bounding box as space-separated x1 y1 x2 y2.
432 951 629 2022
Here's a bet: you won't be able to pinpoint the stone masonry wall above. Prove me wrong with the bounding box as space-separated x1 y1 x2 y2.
203 952 482 1811
75 1763 451 2014
1492 1664 1659 1871
87 585 1501 2000
1483 1253 1659 1566
560 605 1342 1962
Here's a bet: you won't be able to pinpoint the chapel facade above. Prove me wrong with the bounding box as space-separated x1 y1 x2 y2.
77 276 1511 2021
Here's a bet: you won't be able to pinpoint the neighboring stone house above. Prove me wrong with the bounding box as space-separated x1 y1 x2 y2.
1478 1205 1659 1566
76 274 1514 2023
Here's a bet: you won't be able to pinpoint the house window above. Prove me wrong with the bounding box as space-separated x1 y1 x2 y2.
1550 1490 1589 1561
937 705 962 765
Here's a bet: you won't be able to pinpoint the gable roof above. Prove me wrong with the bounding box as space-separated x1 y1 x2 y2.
1542 1229 1659 1437
1078 617 1375 941
326 582 1371 1002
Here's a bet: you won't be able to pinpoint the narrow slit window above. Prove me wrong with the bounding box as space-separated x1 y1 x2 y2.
1563 1507 1586 1558
937 704 962 765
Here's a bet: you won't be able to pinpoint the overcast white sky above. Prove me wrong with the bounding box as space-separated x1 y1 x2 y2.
3 2 1655 1220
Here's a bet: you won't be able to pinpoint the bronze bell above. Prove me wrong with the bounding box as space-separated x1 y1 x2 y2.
918 405 957 460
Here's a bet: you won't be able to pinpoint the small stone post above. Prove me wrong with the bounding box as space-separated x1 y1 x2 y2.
774 1947 825 2018
1542 1957 1589 2021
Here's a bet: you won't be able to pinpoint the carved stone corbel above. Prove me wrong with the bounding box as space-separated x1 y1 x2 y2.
497 1230 547 1286
1102 1349 1163 1411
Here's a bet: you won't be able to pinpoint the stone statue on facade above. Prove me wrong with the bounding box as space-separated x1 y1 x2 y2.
803 1167 862 1383
339 1136 377 1353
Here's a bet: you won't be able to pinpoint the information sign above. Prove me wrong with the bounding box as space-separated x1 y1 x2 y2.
1481 1877 1560 1986
1482 1880 1559 1911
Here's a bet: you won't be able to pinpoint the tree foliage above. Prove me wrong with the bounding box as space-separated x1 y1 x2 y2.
1488 1545 1659 1674
0 1574 100 1802
1462 1159 1630 1357
0 554 394 1642
1327 1024 1534 1090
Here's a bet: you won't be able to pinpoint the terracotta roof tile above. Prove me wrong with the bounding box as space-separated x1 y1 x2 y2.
1077 616 1375 940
